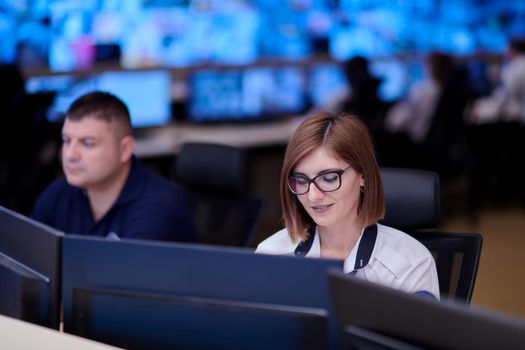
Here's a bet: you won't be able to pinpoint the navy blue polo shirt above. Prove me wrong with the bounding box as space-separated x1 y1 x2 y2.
31 157 197 243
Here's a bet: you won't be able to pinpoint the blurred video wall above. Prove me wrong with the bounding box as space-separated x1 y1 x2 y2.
2 0 524 72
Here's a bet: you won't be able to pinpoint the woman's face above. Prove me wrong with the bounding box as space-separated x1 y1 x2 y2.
291 146 364 231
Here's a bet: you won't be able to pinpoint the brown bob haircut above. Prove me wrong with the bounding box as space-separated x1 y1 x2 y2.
281 110 385 242
66 91 133 136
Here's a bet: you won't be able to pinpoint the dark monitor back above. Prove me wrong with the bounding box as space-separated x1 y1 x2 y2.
62 236 343 349
0 206 63 329
72 288 327 350
342 325 424 350
329 270 525 349
0 253 51 327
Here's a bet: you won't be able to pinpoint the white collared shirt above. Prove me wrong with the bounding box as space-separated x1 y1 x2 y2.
255 223 440 299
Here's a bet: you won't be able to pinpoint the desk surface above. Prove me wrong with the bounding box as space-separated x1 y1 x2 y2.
134 116 305 158
0 315 121 350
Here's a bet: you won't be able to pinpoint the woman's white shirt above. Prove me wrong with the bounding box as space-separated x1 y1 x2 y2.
255 223 440 299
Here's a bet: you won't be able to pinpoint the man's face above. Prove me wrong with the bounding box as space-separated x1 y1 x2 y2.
61 116 130 191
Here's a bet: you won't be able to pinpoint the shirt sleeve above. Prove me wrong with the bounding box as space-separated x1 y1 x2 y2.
399 256 441 300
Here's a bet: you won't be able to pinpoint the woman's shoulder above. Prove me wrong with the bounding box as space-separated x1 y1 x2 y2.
254 228 300 255
375 223 432 260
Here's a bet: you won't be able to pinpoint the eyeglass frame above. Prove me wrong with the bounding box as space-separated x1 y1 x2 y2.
287 165 353 195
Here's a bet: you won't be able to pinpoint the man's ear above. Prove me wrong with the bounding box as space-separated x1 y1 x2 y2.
120 135 135 163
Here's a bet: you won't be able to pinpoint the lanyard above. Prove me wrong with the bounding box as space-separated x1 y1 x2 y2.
294 224 378 273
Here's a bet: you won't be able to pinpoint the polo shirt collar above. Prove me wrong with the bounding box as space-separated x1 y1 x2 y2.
114 156 147 206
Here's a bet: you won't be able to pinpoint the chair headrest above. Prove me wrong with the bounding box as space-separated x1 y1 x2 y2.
379 167 441 231
174 142 249 192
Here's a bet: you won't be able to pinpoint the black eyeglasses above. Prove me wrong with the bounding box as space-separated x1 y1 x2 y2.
287 165 352 195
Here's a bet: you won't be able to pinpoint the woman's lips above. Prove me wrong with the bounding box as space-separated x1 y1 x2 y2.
311 203 333 213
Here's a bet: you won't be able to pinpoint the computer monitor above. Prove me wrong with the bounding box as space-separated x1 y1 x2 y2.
187 66 307 123
26 70 172 128
72 288 327 350
328 270 525 349
308 63 349 110
342 325 423 350
369 58 412 103
62 235 343 349
0 205 63 329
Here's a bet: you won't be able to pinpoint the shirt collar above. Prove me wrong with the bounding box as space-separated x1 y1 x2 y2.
296 225 378 274
114 156 146 206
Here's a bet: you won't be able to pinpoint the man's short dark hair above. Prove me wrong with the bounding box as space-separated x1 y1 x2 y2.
66 91 132 135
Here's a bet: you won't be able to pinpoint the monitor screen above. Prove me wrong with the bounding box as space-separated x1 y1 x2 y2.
369 58 421 103
0 205 63 329
26 70 172 128
62 235 343 348
71 288 327 350
3 1 525 72
329 270 525 349
187 66 307 122
308 63 349 110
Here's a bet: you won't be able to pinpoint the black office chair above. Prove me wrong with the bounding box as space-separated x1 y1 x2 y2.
172 142 267 247
380 167 482 305
380 167 441 231
410 231 482 305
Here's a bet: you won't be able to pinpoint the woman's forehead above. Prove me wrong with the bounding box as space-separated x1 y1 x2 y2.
294 146 346 172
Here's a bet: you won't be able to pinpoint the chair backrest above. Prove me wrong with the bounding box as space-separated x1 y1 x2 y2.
410 231 482 305
380 167 441 231
380 167 482 304
175 142 250 193
173 142 267 247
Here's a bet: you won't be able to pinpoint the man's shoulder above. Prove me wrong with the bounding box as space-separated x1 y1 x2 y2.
137 164 185 201
122 161 190 216
32 176 78 223
39 176 75 199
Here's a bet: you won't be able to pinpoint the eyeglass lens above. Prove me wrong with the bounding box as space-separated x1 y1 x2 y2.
288 171 342 195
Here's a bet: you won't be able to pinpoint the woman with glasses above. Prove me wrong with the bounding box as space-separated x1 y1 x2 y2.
256 111 439 298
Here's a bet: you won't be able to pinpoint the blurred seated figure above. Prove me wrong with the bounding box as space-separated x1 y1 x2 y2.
384 52 453 144
464 38 525 213
467 37 525 125
337 55 387 137
380 52 472 180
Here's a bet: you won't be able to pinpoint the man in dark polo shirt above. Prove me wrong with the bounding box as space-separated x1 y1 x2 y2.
32 91 196 242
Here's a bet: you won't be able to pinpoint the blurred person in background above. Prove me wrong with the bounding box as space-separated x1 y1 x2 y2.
467 37 525 124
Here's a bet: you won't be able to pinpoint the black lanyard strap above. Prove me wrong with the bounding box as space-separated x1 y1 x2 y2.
294 224 378 272
294 226 316 257
352 224 378 272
